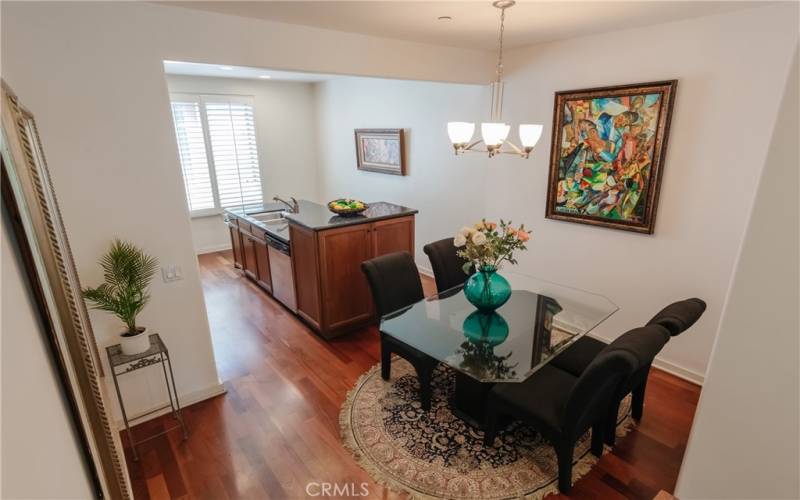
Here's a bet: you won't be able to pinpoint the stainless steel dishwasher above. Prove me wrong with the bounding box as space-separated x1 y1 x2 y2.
265 233 296 312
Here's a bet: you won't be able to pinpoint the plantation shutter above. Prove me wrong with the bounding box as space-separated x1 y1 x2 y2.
204 96 263 209
170 98 215 212
169 93 264 214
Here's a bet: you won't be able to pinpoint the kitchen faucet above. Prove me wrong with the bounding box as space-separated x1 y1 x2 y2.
273 195 299 213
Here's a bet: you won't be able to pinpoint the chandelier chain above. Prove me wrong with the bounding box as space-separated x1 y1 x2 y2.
496 6 506 83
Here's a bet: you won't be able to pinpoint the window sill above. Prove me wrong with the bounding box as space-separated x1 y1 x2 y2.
190 209 224 219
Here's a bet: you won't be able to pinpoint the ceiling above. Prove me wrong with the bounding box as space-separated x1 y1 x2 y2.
163 1 766 51
163 61 340 81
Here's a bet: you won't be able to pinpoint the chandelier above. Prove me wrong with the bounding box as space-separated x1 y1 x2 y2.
448 0 543 159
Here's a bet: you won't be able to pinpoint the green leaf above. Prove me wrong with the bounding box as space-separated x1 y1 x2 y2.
82 239 157 332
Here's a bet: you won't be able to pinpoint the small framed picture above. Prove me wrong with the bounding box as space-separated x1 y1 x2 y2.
354 128 406 176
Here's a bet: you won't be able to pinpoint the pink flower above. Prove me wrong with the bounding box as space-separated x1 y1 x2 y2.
485 221 497 231
517 230 531 242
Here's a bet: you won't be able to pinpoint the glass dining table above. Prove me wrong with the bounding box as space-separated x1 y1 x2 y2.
380 270 619 427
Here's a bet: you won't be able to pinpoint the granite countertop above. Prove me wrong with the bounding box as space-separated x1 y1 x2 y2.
225 200 417 242
284 200 418 230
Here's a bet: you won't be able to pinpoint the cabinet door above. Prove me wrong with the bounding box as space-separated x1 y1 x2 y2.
229 223 243 269
372 216 415 258
290 224 321 329
242 235 258 281
318 224 374 331
253 238 272 292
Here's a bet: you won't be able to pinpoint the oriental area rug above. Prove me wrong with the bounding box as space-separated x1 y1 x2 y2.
340 359 633 499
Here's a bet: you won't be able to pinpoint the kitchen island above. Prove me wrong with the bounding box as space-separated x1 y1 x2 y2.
225 200 417 338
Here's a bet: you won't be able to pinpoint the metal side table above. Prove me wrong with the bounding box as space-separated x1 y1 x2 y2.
106 333 187 460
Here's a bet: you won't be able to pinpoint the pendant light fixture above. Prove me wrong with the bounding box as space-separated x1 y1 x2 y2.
448 0 543 158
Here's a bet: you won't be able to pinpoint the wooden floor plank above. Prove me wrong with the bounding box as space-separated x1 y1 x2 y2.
124 250 701 499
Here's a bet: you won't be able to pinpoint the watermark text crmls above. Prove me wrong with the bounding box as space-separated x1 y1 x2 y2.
305 482 370 497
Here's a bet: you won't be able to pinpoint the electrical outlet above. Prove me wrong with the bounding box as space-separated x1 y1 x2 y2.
161 264 183 283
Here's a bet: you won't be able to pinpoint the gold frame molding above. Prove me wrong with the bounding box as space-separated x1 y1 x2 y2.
1 81 131 499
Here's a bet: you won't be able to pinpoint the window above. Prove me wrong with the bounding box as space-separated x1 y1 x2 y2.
170 93 263 215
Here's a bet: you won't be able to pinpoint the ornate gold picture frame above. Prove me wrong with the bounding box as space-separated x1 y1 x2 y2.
545 81 677 234
1 81 131 499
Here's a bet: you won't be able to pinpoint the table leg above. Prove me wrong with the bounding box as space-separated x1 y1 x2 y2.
111 370 138 461
164 352 188 440
451 371 494 428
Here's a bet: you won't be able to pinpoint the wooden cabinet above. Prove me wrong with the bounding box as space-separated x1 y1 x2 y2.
372 216 415 257
253 237 272 293
291 215 415 338
290 224 321 329
241 233 258 281
319 223 375 331
239 225 272 293
226 216 243 269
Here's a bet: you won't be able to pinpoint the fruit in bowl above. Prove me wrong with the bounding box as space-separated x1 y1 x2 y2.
328 198 368 216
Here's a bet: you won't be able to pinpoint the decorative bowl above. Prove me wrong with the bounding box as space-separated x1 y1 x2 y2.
328 198 368 216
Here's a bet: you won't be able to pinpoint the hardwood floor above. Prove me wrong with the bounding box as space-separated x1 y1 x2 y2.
125 250 701 499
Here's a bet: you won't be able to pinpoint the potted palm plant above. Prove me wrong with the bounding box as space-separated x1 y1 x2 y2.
83 239 159 356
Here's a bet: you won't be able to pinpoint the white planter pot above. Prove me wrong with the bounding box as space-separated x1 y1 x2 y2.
120 328 150 356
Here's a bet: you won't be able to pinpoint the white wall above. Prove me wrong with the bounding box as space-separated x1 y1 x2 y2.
484 3 798 381
314 77 490 266
675 46 799 500
165 75 319 254
1 1 492 420
2 213 96 499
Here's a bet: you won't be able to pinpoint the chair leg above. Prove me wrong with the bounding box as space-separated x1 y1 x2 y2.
632 379 648 421
483 404 498 446
417 366 433 411
556 442 574 493
591 420 605 457
380 344 391 381
604 397 622 446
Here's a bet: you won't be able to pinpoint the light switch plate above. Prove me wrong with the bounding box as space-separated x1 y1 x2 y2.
161 264 183 283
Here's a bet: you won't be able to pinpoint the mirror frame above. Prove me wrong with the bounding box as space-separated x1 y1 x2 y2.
1 80 131 499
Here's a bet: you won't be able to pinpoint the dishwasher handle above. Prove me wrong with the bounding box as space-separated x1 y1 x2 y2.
264 233 290 255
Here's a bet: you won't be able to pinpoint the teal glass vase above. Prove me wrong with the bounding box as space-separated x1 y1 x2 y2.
463 265 512 313
462 311 509 346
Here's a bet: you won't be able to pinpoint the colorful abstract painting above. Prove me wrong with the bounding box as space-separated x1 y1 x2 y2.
546 81 677 233
355 129 406 176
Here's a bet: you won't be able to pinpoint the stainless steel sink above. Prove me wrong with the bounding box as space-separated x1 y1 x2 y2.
249 211 287 223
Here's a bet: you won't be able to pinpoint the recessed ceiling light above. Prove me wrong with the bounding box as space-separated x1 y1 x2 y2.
258 75 272 79
219 66 234 70
437 16 452 21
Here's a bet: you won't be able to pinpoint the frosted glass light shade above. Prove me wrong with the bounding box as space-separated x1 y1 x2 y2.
447 122 475 144
519 124 543 148
481 122 510 146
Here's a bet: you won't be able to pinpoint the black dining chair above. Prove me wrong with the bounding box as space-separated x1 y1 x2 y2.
483 348 638 493
361 251 438 410
550 298 706 443
647 298 707 337
423 237 471 293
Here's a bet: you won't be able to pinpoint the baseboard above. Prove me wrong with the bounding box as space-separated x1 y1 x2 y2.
651 357 705 386
416 264 434 278
196 243 231 255
569 333 705 386
114 382 227 428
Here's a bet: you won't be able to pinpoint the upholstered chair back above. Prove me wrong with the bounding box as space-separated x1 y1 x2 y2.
423 238 471 293
647 298 707 337
362 251 424 317
562 349 637 438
